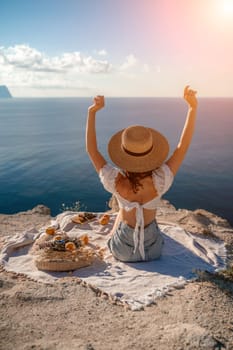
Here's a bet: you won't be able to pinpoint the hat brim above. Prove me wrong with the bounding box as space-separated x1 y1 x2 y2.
108 127 169 172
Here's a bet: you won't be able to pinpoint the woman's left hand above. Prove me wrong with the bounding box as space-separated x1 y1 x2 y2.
88 95 105 113
183 86 197 109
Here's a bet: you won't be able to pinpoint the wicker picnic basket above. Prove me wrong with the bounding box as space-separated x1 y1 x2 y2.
34 248 95 272
33 230 98 272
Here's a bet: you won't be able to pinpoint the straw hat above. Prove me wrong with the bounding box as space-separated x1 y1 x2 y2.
108 125 169 172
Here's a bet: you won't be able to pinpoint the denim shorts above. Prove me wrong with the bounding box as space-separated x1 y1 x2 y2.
108 220 164 262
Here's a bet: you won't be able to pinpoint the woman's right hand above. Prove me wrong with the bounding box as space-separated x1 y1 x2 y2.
86 95 107 173
183 85 197 109
88 95 105 113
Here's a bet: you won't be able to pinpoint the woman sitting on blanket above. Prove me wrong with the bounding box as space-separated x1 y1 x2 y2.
86 86 198 262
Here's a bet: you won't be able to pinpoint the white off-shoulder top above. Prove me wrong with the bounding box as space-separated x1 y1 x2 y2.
99 163 174 260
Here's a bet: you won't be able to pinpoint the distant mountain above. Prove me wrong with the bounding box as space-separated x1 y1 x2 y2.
0 85 12 98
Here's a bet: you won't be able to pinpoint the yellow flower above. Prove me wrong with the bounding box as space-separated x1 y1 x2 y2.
82 235 89 245
65 242 76 251
46 227 56 235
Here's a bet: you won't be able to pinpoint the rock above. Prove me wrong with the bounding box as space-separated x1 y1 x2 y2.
0 85 12 98
31 205 51 215
161 323 223 350
0 200 233 350
0 205 52 241
194 209 231 228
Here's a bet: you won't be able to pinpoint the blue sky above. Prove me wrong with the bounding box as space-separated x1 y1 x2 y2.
0 0 233 97
0 1 161 56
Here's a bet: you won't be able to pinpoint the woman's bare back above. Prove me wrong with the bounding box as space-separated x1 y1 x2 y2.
115 174 158 228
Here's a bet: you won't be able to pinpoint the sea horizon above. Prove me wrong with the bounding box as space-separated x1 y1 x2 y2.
3 95 233 99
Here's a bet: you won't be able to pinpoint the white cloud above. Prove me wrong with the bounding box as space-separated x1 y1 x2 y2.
0 44 112 74
142 64 150 73
0 44 153 96
82 56 112 73
2 44 43 68
96 49 107 56
120 54 138 71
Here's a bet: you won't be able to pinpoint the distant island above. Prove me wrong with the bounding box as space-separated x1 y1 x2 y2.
0 85 12 98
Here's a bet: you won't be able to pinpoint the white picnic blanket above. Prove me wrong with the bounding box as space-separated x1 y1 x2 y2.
0 211 226 310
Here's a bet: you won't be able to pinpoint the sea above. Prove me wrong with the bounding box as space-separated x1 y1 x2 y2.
0 97 232 225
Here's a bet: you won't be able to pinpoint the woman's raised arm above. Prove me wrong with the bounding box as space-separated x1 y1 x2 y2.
86 95 107 173
166 85 198 176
